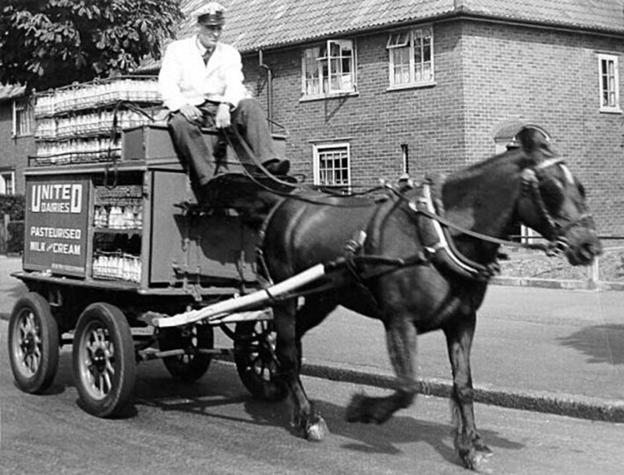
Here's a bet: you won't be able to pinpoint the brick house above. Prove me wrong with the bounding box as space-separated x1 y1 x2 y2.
1 0 623 234
0 85 34 196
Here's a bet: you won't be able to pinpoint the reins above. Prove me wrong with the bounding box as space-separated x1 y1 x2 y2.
221 127 387 208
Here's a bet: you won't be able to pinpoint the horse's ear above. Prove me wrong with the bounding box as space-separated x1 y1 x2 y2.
517 127 555 157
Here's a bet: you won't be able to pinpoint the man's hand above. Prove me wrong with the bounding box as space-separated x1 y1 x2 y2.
215 103 231 128
179 103 203 123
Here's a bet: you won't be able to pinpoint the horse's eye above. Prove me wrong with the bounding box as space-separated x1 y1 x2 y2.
577 182 586 198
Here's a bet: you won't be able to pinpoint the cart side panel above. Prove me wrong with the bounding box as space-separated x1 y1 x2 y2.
149 170 258 285
23 175 91 277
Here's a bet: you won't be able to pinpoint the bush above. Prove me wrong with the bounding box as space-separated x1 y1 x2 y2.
0 194 25 254
7 220 24 253
0 194 25 220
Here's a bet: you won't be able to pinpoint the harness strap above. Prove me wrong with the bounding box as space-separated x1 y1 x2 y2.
412 182 498 281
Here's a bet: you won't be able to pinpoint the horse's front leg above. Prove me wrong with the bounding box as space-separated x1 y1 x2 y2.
346 315 418 424
444 314 492 470
273 300 328 441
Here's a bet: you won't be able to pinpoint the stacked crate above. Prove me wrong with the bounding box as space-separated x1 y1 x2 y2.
32 76 164 166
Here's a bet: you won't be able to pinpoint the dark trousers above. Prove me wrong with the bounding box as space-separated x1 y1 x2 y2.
167 98 277 186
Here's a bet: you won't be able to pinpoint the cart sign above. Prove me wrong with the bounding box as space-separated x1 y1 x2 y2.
23 177 90 277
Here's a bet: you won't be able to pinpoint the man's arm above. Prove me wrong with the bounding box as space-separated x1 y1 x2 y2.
220 48 247 109
158 43 189 112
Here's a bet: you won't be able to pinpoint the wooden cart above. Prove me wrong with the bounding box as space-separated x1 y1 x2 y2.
7 123 292 417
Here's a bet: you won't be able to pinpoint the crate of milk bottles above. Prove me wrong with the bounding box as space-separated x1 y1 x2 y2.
92 251 142 283
34 76 161 117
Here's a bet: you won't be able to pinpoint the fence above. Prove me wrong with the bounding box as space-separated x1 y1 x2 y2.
497 237 624 290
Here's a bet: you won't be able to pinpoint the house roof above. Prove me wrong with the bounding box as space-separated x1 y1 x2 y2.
177 0 624 54
0 84 25 103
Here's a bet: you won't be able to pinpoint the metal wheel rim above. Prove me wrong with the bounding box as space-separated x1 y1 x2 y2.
77 320 116 401
245 321 278 382
11 308 43 378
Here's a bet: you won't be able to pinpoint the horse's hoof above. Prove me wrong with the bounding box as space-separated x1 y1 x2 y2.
306 416 329 442
475 440 493 456
461 450 493 472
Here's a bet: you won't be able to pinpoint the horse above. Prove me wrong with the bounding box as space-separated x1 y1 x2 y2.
253 127 601 470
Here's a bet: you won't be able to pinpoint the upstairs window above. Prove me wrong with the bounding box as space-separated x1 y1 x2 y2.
313 143 351 189
13 98 33 137
598 53 620 112
0 171 15 195
302 40 356 98
387 26 434 88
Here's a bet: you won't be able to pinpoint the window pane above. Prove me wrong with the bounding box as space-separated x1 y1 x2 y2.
316 145 350 187
387 32 409 48
14 100 33 136
304 47 322 95
599 56 619 108
0 173 14 195
304 40 355 95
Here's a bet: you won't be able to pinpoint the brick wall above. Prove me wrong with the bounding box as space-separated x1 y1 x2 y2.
243 22 467 188
242 19 624 235
0 101 34 195
460 21 624 236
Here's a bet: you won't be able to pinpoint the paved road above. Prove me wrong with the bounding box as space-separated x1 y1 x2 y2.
2 255 623 420
1 341 624 475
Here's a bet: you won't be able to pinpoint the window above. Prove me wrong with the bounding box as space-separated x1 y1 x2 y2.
13 98 33 136
313 143 350 188
302 40 356 98
0 172 15 195
387 26 434 88
598 53 620 112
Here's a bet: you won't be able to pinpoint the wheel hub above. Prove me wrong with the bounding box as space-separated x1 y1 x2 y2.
16 313 41 375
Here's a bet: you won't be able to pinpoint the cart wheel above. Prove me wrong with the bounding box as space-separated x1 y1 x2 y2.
234 320 287 401
72 303 136 418
8 292 60 394
159 324 214 382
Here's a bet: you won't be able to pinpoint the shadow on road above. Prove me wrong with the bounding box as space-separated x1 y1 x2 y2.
557 324 624 364
133 362 524 469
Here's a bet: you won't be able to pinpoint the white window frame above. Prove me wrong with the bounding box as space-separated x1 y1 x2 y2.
312 142 351 188
598 53 621 113
12 98 33 137
301 40 357 99
387 26 434 89
0 171 16 195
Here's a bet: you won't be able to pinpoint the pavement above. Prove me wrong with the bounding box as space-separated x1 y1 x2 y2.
1 254 623 423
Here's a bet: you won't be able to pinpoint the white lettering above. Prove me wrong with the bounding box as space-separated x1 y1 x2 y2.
29 183 83 214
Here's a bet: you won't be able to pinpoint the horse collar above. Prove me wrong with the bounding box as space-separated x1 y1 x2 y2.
409 181 497 282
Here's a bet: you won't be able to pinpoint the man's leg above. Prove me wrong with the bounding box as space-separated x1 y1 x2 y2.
168 112 215 186
231 98 285 167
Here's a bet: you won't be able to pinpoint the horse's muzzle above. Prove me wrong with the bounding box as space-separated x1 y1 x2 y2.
563 227 602 266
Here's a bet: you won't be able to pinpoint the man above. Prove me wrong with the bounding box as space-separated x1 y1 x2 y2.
158 1 289 199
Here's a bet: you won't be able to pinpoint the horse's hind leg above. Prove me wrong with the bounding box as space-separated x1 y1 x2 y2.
273 299 330 441
444 314 492 470
346 315 418 424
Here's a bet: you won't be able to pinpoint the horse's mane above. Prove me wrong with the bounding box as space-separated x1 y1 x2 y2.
445 150 522 185
446 128 557 186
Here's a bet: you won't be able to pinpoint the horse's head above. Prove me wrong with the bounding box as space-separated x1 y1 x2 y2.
514 128 602 265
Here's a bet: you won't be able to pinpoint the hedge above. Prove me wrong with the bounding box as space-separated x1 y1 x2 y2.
0 194 25 220
0 194 25 253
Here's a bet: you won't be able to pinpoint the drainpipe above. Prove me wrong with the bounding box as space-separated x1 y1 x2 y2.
258 49 273 133
400 143 409 177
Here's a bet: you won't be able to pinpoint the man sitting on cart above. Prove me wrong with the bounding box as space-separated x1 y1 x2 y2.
158 1 290 201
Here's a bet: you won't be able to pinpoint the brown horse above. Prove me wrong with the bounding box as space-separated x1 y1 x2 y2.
256 127 601 470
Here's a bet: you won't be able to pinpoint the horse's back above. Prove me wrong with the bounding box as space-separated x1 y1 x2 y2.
263 193 378 278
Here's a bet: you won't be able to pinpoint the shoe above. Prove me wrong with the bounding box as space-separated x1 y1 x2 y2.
262 158 290 176
195 181 214 204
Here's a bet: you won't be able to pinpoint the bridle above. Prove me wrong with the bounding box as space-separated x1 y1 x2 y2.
519 157 594 252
